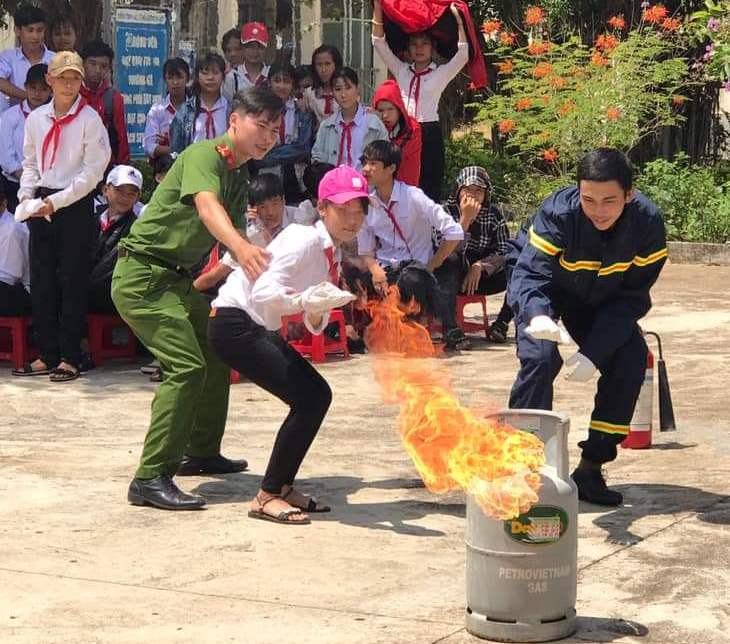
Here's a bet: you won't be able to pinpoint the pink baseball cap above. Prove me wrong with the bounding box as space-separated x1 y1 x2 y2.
241 22 269 47
318 165 371 205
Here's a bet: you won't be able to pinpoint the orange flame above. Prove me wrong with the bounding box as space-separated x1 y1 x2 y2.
364 287 545 520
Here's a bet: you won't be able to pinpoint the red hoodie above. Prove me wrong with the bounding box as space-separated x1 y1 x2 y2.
372 80 422 187
80 80 130 165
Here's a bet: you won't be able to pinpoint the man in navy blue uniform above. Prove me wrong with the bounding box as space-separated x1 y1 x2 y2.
507 148 667 506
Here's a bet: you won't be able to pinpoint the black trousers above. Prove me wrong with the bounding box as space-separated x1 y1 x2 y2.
419 121 444 202
207 308 332 493
1 175 20 213
0 281 31 315
27 193 94 367
433 254 514 331
88 279 117 314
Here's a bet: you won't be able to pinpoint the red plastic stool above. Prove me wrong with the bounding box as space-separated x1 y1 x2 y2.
280 309 349 363
456 294 489 338
87 314 137 366
0 316 34 369
230 369 242 384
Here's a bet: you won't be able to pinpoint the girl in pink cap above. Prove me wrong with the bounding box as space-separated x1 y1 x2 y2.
207 165 370 525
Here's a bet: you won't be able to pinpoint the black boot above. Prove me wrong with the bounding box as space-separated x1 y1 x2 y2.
176 453 249 476
571 466 623 506
444 327 471 352
128 476 206 510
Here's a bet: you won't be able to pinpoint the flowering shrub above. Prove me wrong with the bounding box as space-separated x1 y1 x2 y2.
687 0 730 90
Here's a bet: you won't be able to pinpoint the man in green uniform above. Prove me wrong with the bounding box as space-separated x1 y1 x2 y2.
112 87 283 510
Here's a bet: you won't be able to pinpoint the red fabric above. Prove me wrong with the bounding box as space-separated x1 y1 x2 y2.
324 246 340 285
321 91 334 116
337 121 355 167
200 244 221 276
384 200 413 258
372 80 422 187
380 0 487 89
41 98 88 171
407 67 432 117
80 81 131 164
201 105 221 139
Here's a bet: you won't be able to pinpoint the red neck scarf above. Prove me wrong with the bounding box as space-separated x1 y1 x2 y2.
321 90 334 116
337 121 355 167
383 199 413 258
200 104 221 139
324 246 340 285
41 98 87 172
407 67 433 117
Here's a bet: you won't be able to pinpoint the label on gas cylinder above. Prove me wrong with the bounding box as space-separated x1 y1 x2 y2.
504 505 568 544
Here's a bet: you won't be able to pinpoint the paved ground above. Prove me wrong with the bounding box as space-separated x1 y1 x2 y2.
1 263 729 644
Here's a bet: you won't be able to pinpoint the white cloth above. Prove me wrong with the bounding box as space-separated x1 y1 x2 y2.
192 95 229 143
371 35 468 122
357 180 464 266
222 64 270 101
0 46 55 114
142 95 177 157
525 315 572 344
302 86 334 124
213 220 342 334
296 199 319 225
298 281 355 314
0 100 29 181
14 198 49 223
19 95 111 212
0 208 30 289
564 352 597 382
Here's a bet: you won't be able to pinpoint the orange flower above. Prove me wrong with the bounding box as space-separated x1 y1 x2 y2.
499 31 517 46
532 62 553 79
542 148 559 162
606 106 621 120
671 94 686 106
661 17 681 31
496 59 515 74
498 119 516 134
607 15 626 30
595 34 619 52
524 6 546 27
557 100 576 117
482 19 502 35
643 4 669 24
527 40 553 56
515 98 533 111
548 75 566 88
591 52 610 67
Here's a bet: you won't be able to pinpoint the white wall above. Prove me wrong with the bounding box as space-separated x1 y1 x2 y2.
0 16 16 51
217 0 238 50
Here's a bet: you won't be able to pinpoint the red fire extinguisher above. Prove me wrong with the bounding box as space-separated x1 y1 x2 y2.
622 349 654 449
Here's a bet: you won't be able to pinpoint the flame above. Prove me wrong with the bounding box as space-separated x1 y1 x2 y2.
364 287 545 520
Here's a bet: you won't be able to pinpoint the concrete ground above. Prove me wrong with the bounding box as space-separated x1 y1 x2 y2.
1 263 729 644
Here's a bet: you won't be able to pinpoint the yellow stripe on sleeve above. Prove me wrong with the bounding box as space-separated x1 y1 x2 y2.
633 248 668 267
528 226 562 256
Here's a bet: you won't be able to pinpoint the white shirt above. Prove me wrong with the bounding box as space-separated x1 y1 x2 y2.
302 86 335 124
213 220 340 333
142 95 178 157
0 100 31 182
372 35 468 122
244 204 307 247
192 95 229 143
222 63 270 101
357 180 464 266
0 209 30 289
0 46 55 114
19 95 111 212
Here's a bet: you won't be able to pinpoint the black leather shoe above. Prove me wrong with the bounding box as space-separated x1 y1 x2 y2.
176 454 249 476
128 476 206 510
571 468 623 506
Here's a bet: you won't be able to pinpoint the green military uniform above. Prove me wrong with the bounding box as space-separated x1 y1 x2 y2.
112 134 249 479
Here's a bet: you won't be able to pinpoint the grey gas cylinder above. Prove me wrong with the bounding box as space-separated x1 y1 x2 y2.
465 409 578 642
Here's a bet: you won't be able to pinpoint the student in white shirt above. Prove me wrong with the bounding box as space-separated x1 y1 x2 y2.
13 51 111 381
357 140 468 350
207 165 369 525
311 67 389 172
0 6 54 115
371 0 468 201
301 45 342 125
222 22 270 101
0 189 31 316
170 53 229 153
0 63 51 212
143 57 190 159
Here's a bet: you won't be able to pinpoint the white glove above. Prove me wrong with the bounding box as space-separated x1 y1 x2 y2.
525 315 572 344
15 198 51 223
564 352 597 382
299 281 356 315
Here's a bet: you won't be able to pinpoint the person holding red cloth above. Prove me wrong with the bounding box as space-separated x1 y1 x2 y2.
372 79 422 187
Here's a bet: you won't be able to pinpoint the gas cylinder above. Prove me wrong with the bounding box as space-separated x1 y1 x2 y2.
621 349 654 449
465 409 578 642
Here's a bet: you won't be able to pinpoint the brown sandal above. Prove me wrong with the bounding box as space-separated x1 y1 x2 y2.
247 494 311 525
282 487 331 513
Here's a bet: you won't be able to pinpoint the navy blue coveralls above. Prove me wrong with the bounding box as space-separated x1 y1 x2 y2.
507 187 667 464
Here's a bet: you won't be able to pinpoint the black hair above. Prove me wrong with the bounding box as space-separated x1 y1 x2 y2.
48 13 74 34
577 148 634 192
304 162 335 200
268 61 296 83
249 173 285 205
0 186 6 204
294 65 313 85
361 140 401 172
163 57 190 79
25 63 49 86
332 66 359 88
13 5 46 28
230 86 284 121
311 44 343 89
80 39 114 62
221 27 241 51
321 196 370 214
152 153 176 177
194 51 226 79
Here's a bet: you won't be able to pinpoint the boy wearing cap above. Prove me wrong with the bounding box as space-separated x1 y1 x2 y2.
88 165 143 314
222 22 270 101
13 50 110 381
112 87 283 511
0 63 51 212
207 165 368 525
